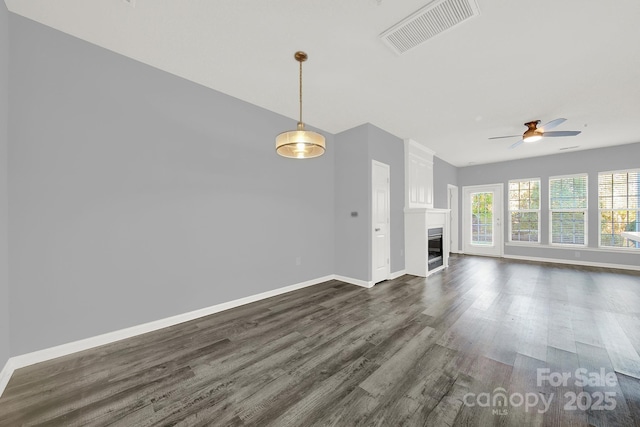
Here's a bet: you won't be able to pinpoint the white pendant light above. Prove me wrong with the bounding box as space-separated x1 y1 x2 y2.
276 51 326 159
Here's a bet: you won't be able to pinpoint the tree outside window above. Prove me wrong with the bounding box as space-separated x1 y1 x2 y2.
509 179 540 243
549 175 587 245
599 170 640 249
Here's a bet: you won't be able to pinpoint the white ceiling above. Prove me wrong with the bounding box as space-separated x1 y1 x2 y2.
5 0 640 166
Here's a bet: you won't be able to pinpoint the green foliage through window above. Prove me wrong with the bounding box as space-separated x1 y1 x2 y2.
550 175 587 245
471 192 493 245
509 179 540 242
598 170 640 249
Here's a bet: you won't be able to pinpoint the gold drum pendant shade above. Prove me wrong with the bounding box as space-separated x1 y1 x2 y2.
275 51 325 159
276 123 325 159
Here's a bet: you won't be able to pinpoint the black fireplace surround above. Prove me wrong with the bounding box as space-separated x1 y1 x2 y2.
427 227 443 271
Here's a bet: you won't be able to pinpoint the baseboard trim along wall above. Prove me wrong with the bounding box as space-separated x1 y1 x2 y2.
0 359 15 399
1 255 632 397
334 275 375 288
0 271 411 397
0 274 335 397
333 270 406 289
389 269 407 280
503 254 640 272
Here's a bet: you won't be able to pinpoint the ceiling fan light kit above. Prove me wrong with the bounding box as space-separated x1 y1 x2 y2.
489 118 581 149
522 120 543 143
275 51 326 159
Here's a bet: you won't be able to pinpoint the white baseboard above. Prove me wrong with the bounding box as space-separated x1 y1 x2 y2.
333 275 375 288
0 358 15 398
502 254 640 272
333 270 407 288
13 257 635 398
0 271 419 397
0 274 334 398
389 269 407 280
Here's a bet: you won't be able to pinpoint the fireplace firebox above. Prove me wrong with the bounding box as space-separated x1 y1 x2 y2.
428 227 443 271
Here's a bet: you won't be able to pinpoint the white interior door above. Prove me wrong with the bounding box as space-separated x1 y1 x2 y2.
372 160 390 284
462 184 503 257
448 184 459 253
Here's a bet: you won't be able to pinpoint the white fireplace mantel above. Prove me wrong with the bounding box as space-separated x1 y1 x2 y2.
404 208 450 277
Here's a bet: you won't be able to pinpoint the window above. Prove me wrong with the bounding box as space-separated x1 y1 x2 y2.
508 179 540 243
470 192 493 245
598 170 640 249
549 174 587 245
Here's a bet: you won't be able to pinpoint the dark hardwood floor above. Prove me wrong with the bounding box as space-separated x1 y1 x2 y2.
1 255 640 426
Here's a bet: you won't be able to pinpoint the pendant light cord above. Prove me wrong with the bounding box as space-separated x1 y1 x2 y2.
299 59 303 125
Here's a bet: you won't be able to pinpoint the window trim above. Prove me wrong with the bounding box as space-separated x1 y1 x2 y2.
597 168 640 250
548 173 588 247
508 177 541 244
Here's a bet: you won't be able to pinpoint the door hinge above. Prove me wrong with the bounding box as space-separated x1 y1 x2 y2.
387 258 390 264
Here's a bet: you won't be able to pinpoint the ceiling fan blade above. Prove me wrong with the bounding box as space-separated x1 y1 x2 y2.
542 130 581 137
540 118 566 131
488 135 520 140
509 139 524 149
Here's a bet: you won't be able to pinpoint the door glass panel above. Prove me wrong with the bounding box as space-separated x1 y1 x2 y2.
471 192 493 245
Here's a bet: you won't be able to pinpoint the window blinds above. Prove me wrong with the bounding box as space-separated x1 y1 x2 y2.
550 175 587 245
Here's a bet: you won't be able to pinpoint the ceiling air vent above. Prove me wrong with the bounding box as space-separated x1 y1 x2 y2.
380 0 480 55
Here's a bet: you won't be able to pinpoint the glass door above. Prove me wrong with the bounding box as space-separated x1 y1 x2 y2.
462 184 504 257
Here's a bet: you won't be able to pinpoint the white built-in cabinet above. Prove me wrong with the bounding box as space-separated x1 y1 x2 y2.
405 139 434 209
404 139 449 277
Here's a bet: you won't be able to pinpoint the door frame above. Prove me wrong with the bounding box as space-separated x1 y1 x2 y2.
447 184 459 253
372 160 391 283
462 183 504 257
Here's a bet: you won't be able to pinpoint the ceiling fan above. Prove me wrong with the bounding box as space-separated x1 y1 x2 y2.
489 118 581 149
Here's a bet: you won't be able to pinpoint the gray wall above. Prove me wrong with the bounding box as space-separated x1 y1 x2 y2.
8 14 335 355
433 156 458 209
0 2 10 367
334 123 405 281
458 142 640 267
334 125 370 280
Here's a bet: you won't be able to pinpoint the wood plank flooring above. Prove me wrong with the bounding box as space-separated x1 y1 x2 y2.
1 255 640 426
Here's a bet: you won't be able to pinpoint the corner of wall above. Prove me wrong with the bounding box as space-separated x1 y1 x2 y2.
0 0 12 369
333 126 370 281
